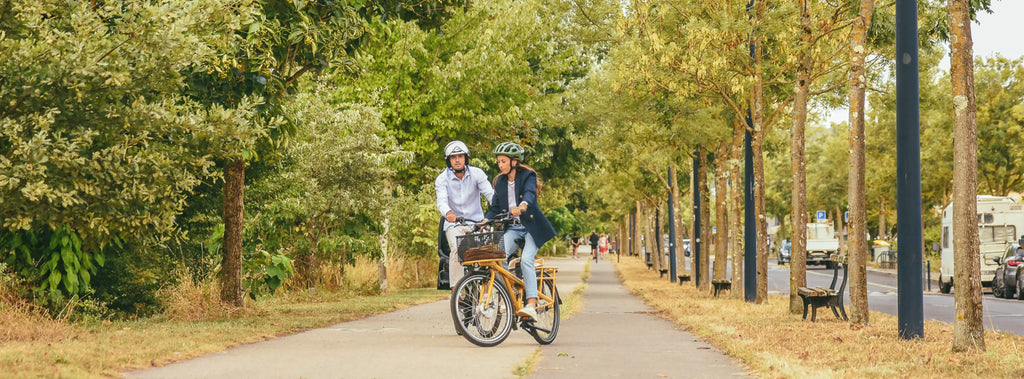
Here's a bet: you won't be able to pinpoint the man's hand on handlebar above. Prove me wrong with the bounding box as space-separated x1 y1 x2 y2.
446 211 457 223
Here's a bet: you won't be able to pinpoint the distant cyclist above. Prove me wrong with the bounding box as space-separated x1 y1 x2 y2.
435 141 494 289
486 141 557 321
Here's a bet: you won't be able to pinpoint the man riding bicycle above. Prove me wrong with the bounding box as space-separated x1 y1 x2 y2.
435 141 494 291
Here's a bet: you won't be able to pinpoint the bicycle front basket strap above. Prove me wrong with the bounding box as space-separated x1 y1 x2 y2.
463 244 505 261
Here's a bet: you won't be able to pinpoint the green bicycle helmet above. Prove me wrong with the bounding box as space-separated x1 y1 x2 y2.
492 141 525 160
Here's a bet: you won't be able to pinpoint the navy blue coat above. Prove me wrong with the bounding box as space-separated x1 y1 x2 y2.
486 169 557 247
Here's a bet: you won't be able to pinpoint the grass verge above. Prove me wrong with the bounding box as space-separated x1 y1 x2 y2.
615 255 1024 378
0 288 446 378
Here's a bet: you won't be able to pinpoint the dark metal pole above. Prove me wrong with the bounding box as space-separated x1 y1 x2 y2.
896 0 924 339
693 148 702 287
630 210 636 257
743 0 757 303
668 166 678 282
744 125 756 302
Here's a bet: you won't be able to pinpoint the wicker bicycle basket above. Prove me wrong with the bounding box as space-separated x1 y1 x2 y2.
456 230 505 261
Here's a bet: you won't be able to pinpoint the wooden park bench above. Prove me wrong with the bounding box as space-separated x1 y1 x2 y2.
677 274 691 285
711 279 731 297
659 268 669 278
796 253 849 322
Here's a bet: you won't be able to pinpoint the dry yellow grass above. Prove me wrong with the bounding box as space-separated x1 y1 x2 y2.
615 255 1024 378
0 257 447 378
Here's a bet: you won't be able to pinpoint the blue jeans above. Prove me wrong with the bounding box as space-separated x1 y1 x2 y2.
503 225 538 300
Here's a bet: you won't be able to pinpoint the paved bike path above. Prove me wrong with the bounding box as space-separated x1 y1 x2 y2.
124 256 747 378
531 257 748 378
124 259 587 379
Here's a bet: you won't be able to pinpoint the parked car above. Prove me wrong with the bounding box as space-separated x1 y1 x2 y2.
777 238 791 265
993 240 1024 299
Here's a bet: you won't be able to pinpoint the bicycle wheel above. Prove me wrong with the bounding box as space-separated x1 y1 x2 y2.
528 274 560 345
450 273 514 347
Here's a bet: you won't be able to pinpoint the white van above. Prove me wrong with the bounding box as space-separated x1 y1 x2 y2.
938 195 1024 293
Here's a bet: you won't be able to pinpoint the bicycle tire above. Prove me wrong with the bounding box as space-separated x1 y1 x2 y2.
450 273 514 347
528 274 560 345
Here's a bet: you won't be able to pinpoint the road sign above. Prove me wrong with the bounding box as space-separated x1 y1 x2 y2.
816 210 826 221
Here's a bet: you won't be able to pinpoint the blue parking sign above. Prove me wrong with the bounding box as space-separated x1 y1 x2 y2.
816 210 826 221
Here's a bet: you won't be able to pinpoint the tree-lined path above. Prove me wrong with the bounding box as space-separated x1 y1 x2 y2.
125 257 746 378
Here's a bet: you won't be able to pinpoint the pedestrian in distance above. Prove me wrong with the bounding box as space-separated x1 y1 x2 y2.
598 233 608 258
435 141 494 290
571 233 581 259
589 230 599 262
486 141 557 321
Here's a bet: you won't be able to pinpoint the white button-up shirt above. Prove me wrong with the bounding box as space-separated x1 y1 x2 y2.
435 166 495 231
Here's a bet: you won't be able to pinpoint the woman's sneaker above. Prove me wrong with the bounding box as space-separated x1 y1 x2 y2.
517 304 538 321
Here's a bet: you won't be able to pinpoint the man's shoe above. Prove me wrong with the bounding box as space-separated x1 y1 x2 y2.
517 304 538 321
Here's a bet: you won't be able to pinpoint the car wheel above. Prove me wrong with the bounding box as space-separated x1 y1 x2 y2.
939 276 952 294
993 278 1004 298
1018 276 1024 300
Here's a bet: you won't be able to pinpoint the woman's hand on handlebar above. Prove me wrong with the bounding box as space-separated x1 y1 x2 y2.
509 204 526 217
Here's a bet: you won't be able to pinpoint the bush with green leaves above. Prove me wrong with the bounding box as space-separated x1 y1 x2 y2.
0 0 265 306
0 226 105 304
241 83 410 286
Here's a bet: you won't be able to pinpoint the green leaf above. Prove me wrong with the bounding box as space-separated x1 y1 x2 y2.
249 22 261 35
69 232 81 252
48 271 61 293
64 272 79 295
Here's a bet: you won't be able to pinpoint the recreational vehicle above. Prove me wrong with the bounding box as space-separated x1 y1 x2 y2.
938 195 1024 293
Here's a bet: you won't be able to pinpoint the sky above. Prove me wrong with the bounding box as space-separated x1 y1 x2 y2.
825 1 1024 124
971 0 1024 60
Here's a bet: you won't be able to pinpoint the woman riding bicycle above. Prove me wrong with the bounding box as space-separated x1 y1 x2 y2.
486 141 557 321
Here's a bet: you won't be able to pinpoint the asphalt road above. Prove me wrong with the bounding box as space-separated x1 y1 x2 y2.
766 262 1024 335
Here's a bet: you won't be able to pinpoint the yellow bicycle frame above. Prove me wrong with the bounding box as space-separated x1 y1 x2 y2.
462 258 558 315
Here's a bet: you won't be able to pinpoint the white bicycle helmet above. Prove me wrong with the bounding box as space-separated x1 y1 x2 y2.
444 141 470 169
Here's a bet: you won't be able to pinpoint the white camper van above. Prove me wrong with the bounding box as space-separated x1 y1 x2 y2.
938 195 1024 293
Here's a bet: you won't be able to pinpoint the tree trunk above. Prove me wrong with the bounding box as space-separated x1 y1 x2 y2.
949 0 984 352
671 164 684 276
698 150 711 292
847 0 875 324
750 45 769 303
220 159 245 306
714 143 729 281
789 0 813 314
730 121 745 299
655 206 664 271
689 171 696 278
378 211 390 292
630 201 638 260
